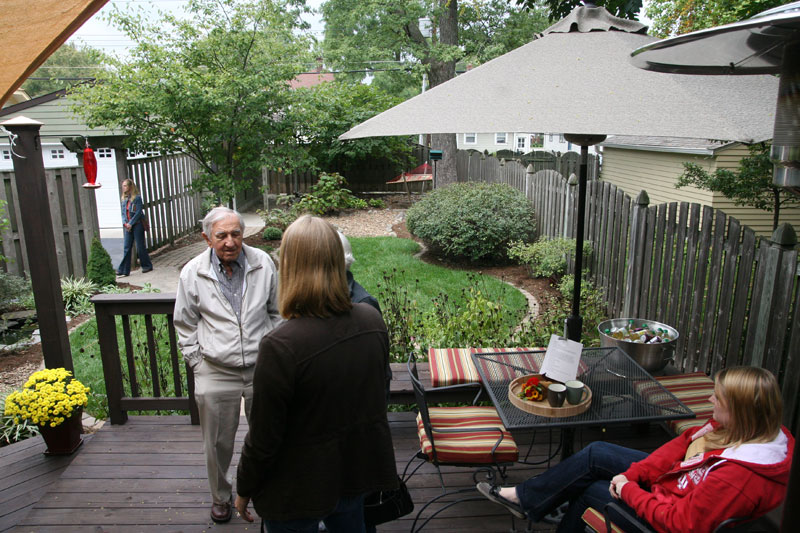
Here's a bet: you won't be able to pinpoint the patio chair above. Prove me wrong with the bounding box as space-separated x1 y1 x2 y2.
582 502 760 532
405 353 520 532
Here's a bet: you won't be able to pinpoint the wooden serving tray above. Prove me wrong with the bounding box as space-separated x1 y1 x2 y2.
508 374 592 418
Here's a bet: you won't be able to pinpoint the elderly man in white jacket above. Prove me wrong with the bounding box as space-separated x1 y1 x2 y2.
174 207 282 523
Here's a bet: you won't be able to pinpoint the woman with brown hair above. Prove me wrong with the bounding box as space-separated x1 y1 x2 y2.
116 178 153 276
234 215 397 532
478 366 794 532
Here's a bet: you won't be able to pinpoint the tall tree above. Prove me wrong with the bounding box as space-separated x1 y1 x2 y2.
294 81 415 175
676 143 800 230
21 43 109 98
645 0 785 38
322 0 550 186
70 0 313 203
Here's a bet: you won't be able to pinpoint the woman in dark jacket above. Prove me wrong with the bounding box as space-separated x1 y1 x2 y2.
235 215 397 533
116 179 153 276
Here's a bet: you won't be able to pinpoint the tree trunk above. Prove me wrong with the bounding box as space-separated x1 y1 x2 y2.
429 0 458 187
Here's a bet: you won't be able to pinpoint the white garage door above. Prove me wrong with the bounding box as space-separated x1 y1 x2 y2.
95 148 122 229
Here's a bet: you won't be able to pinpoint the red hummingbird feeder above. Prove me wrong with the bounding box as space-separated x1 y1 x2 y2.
82 140 102 189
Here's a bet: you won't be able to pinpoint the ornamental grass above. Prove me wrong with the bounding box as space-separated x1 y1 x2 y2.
4 368 90 427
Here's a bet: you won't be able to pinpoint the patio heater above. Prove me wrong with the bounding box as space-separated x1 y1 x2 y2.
631 4 800 530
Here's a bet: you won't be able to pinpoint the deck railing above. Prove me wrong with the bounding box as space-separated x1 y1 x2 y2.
92 293 199 425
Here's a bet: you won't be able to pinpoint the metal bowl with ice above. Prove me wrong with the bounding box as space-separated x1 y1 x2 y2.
597 318 679 372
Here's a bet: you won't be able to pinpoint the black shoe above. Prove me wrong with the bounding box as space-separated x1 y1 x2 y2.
141 267 153 273
116 271 128 277
476 482 526 519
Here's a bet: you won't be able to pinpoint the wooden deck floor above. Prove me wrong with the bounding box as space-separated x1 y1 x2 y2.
2 412 673 533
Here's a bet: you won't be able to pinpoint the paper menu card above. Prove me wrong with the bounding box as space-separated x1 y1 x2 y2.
540 334 583 383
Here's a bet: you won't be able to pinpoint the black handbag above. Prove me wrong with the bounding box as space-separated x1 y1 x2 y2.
363 476 414 526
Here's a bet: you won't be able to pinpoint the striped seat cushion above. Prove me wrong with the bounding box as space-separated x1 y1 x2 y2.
428 347 544 387
416 406 519 464
582 507 625 533
635 372 715 435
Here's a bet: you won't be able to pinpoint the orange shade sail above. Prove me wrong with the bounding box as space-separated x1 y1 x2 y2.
0 0 108 108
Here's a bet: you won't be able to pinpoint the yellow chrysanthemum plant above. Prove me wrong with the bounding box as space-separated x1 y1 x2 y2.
4 368 90 428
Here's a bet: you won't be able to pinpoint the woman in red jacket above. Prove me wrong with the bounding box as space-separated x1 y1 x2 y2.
478 366 794 532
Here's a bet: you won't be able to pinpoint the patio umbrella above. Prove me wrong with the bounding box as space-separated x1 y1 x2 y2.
340 3 779 341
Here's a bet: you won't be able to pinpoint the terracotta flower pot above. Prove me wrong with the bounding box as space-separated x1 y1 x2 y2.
38 408 83 456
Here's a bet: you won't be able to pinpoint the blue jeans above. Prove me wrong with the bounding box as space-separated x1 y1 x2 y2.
117 222 152 275
516 441 649 532
262 494 366 533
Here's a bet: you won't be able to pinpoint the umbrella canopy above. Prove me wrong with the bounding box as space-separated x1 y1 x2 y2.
340 5 781 342
340 6 777 143
0 0 108 108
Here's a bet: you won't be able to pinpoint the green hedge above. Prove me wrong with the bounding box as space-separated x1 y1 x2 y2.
406 183 535 262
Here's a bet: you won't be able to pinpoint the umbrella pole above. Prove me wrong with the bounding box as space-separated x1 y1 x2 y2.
563 136 605 342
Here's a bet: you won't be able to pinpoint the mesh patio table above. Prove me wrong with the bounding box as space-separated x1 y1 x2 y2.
471 347 695 457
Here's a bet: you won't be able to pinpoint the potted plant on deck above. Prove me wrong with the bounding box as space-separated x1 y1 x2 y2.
4 368 90 455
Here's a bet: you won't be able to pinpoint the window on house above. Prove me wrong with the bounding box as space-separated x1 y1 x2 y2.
464 133 477 144
559 134 565 143
50 149 65 159
1 150 10 160
495 133 507 144
97 148 113 158
549 134 554 142
516 136 526 150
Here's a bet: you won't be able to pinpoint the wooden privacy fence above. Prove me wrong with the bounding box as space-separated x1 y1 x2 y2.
264 145 430 195
0 167 99 278
457 150 598 186
126 154 202 251
503 167 800 433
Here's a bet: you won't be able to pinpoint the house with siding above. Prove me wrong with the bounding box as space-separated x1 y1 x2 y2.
599 135 800 237
0 90 125 229
456 131 599 156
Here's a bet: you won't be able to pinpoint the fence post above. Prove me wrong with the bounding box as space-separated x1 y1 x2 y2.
565 173 577 238
525 163 534 199
623 190 650 317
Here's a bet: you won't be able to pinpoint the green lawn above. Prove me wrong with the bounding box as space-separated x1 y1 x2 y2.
349 236 527 322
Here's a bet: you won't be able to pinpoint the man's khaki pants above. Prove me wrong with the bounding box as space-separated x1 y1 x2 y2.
193 359 254 504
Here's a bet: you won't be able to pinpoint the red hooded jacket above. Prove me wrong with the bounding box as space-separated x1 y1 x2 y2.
620 421 793 532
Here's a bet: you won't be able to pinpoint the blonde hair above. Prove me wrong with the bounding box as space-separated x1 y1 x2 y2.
705 366 782 449
278 215 352 319
120 179 140 201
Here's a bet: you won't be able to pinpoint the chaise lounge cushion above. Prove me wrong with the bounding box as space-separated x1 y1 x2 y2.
416 406 519 464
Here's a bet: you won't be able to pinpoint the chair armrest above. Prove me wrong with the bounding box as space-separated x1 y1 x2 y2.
602 502 654 533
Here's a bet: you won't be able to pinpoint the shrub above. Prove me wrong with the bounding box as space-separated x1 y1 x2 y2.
508 238 593 279
86 237 116 287
60 277 97 316
406 183 535 262
262 226 283 240
368 198 386 209
0 271 32 312
294 173 367 215
257 207 298 231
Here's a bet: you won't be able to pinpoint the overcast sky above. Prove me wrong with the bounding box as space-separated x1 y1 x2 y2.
68 0 325 56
